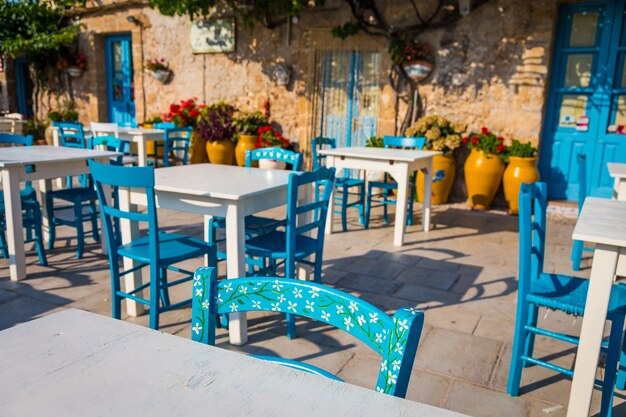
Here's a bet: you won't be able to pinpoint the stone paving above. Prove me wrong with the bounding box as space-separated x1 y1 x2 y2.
0 203 623 417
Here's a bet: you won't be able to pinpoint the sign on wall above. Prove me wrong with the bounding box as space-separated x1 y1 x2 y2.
190 18 236 54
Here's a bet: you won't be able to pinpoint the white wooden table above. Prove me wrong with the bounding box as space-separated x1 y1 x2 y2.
567 197 626 417
318 147 441 246
121 164 295 345
52 126 164 167
607 162 626 200
0 146 119 281
0 309 467 417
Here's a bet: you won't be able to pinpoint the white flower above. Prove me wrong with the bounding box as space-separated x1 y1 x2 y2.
201 300 210 310
380 360 388 372
278 294 286 303
408 307 418 315
288 301 297 312
357 314 366 326
321 311 331 321
224 283 233 293
305 300 314 312
336 305 345 314
344 317 354 331
192 323 202 335
375 333 383 343
397 319 409 331
193 275 201 286
272 279 284 290
252 300 261 309
230 303 238 312
217 294 223 303
239 286 248 295
309 288 320 298
394 343 403 354
271 302 280 311
195 288 203 297
293 288 303 298
348 301 359 313
369 312 379 323
392 360 401 371
388 372 397 384
376 386 383 392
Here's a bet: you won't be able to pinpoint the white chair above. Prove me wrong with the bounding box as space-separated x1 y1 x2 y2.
90 122 119 138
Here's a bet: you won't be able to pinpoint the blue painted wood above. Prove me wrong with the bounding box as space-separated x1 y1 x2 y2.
571 153 594 271
507 181 626 417
151 126 192 167
105 34 135 125
89 160 216 330
191 267 424 398
245 148 303 171
0 134 46 265
311 136 365 231
14 58 33 117
365 136 426 228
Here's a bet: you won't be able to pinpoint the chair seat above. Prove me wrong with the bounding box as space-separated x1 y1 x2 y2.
337 177 364 188
251 354 344 381
246 230 320 260
0 186 39 209
49 187 97 203
118 232 213 265
212 215 285 234
528 273 626 317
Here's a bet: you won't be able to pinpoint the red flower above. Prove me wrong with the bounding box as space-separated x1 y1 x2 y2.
481 127 489 135
471 136 479 146
497 136 504 142
188 109 199 119
169 104 180 114
496 144 505 153
462 137 468 144
618 125 625 134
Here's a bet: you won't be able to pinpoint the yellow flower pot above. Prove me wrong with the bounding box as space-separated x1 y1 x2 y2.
464 149 505 210
235 134 258 167
503 156 540 215
416 154 456 205
206 138 235 165
190 131 208 164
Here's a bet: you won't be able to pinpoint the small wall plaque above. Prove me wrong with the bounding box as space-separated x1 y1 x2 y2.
190 18 236 54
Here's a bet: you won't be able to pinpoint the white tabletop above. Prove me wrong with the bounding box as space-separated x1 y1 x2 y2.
318 146 441 162
608 162 626 179
154 164 294 200
572 197 626 246
119 127 163 135
0 145 120 167
0 309 466 417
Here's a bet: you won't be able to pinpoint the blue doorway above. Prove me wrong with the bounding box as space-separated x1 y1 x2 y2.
14 58 33 117
105 34 135 125
541 1 626 200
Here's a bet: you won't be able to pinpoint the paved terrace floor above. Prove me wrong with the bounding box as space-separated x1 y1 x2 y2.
0 203 622 417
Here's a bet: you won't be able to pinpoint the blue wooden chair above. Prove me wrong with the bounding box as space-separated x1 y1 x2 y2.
364 136 425 229
88 160 217 330
245 166 336 338
0 133 47 266
191 266 425 398
311 137 365 232
507 182 626 417
148 122 176 165
571 153 594 271
47 122 100 259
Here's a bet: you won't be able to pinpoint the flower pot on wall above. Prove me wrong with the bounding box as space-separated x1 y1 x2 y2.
148 69 171 83
235 134 258 167
66 67 83 78
503 156 540 215
464 149 505 210
206 139 235 165
403 60 433 82
416 154 456 205
190 131 208 164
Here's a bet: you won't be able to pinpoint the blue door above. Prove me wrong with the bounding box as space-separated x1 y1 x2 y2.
541 1 626 199
315 51 380 146
105 35 135 125
14 58 33 117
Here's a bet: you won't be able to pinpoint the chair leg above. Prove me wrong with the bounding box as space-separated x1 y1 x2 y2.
0 229 7 259
616 331 626 390
407 184 415 227
357 184 365 225
159 268 171 308
149 267 160 330
507 299 530 396
364 187 372 229
46 195 56 250
90 201 100 243
341 186 349 232
74 202 84 259
382 194 389 224
313 252 323 284
523 304 539 368
600 314 624 417
32 206 47 267
571 240 584 271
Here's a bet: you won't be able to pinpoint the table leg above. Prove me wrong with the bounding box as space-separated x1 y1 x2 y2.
51 128 64 188
118 187 144 317
566 244 619 417
324 156 335 236
204 214 212 266
137 139 147 167
422 159 433 232
3 168 26 281
39 179 52 244
614 177 626 201
393 165 410 247
225 203 247 345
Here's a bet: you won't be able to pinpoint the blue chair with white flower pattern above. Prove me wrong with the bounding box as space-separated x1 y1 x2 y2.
191 266 425 398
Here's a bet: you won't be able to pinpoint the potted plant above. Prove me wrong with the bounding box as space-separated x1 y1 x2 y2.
196 101 237 165
45 101 78 145
463 127 507 210
145 58 171 83
57 53 87 78
141 116 163 129
233 111 268 167
502 140 539 215
255 125 291 170
406 115 465 205
389 39 434 82
163 98 205 163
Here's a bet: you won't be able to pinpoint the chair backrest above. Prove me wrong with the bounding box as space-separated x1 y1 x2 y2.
163 126 192 167
577 153 587 212
245 148 303 172
518 182 547 290
90 122 119 138
311 137 337 170
154 122 176 129
383 135 426 150
118 121 138 128
191 267 424 398
88 160 159 263
88 135 130 166
54 121 86 148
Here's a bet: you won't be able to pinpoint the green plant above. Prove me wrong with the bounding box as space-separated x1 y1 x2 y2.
143 116 163 124
24 119 45 141
233 111 268 135
365 136 384 148
405 115 465 156
388 39 433 66
463 127 507 160
256 125 290 149
145 58 169 72
196 101 237 142
47 101 78 122
503 139 538 163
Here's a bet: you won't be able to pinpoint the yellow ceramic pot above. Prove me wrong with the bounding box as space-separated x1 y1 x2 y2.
235 134 258 167
503 156 540 215
206 138 235 165
464 149 505 210
416 154 456 205
190 131 208 164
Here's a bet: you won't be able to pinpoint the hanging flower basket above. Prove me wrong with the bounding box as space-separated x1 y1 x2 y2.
402 60 434 82
66 67 83 78
148 69 171 83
